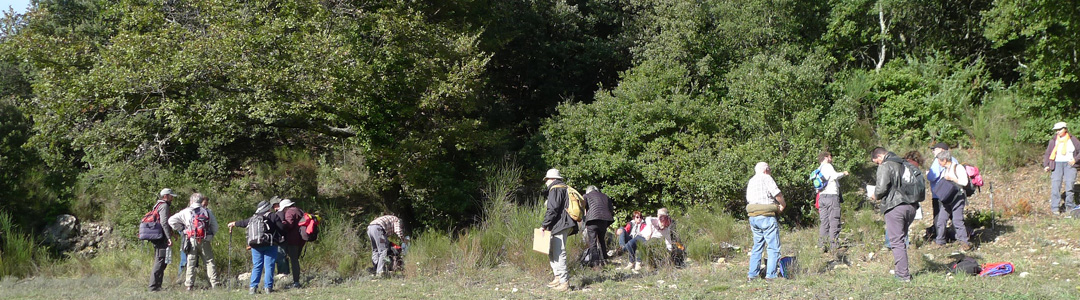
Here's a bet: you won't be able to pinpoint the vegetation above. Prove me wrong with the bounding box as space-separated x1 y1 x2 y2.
0 0 1078 289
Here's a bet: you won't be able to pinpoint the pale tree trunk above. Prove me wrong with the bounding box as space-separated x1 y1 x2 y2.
876 5 886 71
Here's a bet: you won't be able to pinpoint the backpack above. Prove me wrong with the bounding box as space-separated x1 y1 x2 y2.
978 262 1014 277
963 164 983 197
138 202 166 240
246 213 276 247
809 169 827 191
777 256 797 279
951 256 981 276
185 207 211 243
552 184 586 222
299 212 321 242
885 157 926 204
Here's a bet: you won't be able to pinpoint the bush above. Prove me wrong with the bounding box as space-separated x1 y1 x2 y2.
675 207 746 263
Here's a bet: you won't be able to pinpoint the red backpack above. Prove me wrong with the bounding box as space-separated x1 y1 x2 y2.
185 207 210 242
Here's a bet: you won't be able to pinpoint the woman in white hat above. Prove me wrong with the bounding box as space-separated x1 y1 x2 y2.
1043 121 1080 214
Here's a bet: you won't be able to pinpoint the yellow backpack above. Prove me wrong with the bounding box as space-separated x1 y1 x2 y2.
552 184 585 222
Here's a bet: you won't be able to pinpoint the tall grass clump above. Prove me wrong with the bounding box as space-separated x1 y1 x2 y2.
406 162 554 278
299 212 366 278
0 212 50 278
969 91 1040 170
677 207 746 263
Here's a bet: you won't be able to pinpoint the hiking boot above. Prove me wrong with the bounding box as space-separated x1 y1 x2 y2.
265 286 273 294
291 283 301 289
249 287 257 295
546 278 560 288
895 275 911 282
552 281 569 291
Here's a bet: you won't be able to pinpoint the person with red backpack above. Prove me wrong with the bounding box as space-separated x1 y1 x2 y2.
276 198 306 289
146 188 176 292
167 193 221 290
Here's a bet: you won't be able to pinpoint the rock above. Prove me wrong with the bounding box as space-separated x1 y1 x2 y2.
238 272 251 282
43 214 79 251
274 273 292 285
1019 272 1029 278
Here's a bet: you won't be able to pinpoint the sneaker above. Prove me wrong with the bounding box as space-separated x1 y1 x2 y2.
265 286 273 294
620 262 633 270
633 262 641 271
291 282 301 289
249 288 257 295
606 250 616 257
552 282 569 291
895 275 911 282
546 278 560 288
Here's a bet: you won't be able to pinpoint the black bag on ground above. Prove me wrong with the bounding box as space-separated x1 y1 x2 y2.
579 246 605 267
951 256 981 276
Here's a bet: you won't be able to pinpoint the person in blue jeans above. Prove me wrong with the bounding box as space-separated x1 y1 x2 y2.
745 162 786 281
612 211 645 271
228 200 284 294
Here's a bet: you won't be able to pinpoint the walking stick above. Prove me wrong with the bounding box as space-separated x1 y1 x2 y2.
228 229 233 289
989 182 994 230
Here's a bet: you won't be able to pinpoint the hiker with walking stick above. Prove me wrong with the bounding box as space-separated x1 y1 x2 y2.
228 200 285 294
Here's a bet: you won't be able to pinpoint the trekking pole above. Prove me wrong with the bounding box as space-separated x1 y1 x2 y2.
989 182 994 230
228 230 233 289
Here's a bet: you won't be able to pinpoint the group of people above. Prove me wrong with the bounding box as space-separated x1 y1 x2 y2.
145 122 1074 292
539 169 676 292
145 190 311 294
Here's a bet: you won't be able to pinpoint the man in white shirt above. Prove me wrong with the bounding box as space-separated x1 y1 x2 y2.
745 162 785 281
816 151 848 253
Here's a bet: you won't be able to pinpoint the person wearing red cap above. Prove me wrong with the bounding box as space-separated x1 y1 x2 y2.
1042 122 1080 214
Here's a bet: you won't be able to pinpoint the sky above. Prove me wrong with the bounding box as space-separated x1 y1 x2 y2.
0 0 31 14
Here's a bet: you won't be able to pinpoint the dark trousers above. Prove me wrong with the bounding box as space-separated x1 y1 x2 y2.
885 203 916 280
817 194 841 252
585 220 613 261
148 238 169 290
935 196 969 245
282 244 304 285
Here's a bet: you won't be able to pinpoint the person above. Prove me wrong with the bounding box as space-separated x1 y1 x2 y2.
177 196 211 281
932 150 972 251
1042 122 1080 214
277 198 306 288
148 188 176 292
816 151 848 254
227 200 284 294
870 147 920 282
368 214 409 277
167 193 221 290
540 168 578 292
610 211 645 270
745 162 785 282
926 142 958 229
582 185 614 266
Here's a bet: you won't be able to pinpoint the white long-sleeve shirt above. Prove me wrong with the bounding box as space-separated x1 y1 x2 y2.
819 162 846 195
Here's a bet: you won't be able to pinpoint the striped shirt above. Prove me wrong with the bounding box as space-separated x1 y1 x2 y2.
370 215 405 239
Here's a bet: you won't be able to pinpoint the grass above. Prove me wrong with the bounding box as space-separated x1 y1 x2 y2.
0 212 50 278
5 165 1080 298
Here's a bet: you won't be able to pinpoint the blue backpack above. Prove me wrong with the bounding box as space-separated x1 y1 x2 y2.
810 169 827 191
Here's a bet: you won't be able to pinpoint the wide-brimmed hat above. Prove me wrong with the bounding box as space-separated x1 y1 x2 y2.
278 199 295 211
1053 122 1068 131
544 168 563 180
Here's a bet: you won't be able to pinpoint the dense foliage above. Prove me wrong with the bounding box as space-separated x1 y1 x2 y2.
0 0 1076 242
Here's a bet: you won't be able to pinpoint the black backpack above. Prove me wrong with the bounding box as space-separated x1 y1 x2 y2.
951 256 981 276
885 157 926 204
246 213 277 247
